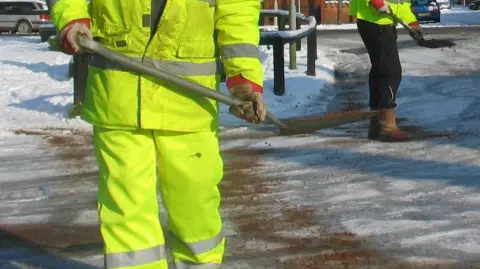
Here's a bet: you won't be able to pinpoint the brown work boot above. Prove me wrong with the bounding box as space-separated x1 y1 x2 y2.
368 108 411 142
368 116 380 140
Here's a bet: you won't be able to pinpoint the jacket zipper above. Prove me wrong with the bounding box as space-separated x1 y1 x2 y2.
139 0 168 128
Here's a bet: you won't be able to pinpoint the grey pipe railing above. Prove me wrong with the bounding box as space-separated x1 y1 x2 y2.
260 10 317 43
258 10 318 95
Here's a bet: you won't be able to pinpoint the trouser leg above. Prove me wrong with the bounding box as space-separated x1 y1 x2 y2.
93 127 168 269
357 20 410 141
357 19 402 109
154 130 224 269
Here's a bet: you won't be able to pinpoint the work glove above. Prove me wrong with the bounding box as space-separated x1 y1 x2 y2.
228 83 267 124
58 18 92 55
370 0 391 14
408 21 424 41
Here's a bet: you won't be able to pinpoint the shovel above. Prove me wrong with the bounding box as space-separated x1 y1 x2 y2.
78 36 378 135
390 13 456 49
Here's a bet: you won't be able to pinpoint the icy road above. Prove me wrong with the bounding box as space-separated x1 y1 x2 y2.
2 12 480 269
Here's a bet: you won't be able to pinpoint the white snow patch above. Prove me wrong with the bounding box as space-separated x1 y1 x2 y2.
401 229 480 254
220 44 335 126
342 218 452 235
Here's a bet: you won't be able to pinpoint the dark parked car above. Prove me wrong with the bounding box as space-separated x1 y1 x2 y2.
411 0 441 23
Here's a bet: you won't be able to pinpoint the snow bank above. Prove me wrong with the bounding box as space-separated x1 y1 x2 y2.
0 36 90 133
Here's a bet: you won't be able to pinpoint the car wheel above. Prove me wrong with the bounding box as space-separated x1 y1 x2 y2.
16 20 32 34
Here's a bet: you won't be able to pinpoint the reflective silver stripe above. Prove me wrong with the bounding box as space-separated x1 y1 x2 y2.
171 231 224 255
105 244 166 268
86 55 222 76
175 261 221 269
143 58 222 76
220 43 260 60
388 85 394 104
46 0 58 9
199 0 216 7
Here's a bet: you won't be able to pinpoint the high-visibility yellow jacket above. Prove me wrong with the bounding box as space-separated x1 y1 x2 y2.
349 0 418 25
48 0 263 132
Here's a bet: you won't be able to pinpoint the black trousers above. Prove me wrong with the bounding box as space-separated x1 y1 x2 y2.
357 19 402 109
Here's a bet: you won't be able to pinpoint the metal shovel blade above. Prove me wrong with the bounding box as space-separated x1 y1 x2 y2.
416 38 456 49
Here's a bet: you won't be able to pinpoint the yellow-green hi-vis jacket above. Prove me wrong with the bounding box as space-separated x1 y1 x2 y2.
349 0 418 25
48 0 264 132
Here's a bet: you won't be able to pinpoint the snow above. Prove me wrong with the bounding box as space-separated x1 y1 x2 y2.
0 37 91 133
2 8 480 268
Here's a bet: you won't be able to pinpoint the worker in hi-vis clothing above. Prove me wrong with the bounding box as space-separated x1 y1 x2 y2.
349 0 422 142
47 0 266 268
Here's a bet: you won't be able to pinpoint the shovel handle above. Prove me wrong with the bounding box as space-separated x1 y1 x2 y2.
390 13 423 41
78 36 288 130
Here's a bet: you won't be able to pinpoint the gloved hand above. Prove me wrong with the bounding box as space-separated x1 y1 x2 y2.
370 0 391 14
408 21 424 40
58 18 92 55
228 84 267 124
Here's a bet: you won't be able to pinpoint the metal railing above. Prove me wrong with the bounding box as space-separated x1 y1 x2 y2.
259 10 318 96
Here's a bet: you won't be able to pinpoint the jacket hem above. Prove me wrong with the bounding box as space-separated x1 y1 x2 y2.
81 115 218 133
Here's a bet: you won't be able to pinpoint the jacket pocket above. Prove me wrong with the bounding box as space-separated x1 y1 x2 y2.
90 0 134 37
90 0 136 52
93 25 131 53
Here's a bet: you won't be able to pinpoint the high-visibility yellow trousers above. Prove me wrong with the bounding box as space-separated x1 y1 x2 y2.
93 127 225 269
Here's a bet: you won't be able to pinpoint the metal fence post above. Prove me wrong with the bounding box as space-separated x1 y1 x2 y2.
296 18 302 51
289 1 297 70
259 12 265 26
278 16 286 31
273 40 285 96
274 0 279 26
306 31 316 76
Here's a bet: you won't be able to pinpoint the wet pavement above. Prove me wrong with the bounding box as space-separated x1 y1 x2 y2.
1 132 461 269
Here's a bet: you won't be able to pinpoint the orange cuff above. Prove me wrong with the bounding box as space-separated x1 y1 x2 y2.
408 21 420 27
226 74 263 94
370 0 385 9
